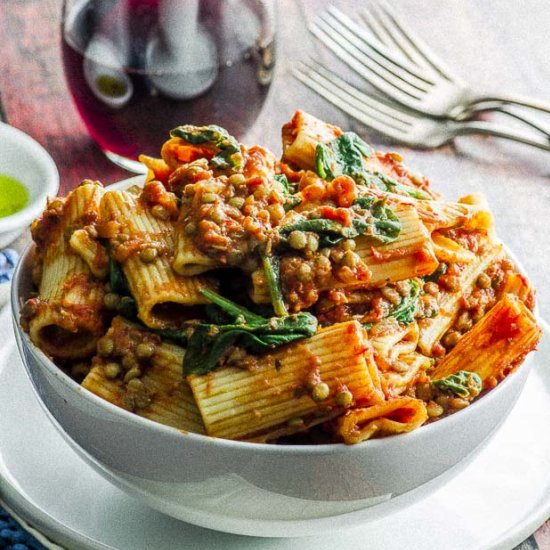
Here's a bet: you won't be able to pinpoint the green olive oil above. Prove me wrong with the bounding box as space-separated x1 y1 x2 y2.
0 174 29 218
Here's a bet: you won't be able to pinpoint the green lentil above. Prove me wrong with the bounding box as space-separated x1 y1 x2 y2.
201 192 217 203
97 337 115 357
184 222 197 235
449 397 470 410
342 239 356 251
228 173 247 186
311 382 330 402
103 292 121 310
104 362 121 379
455 311 473 332
297 262 313 282
126 377 143 390
476 272 492 289
415 382 433 401
288 230 307 250
330 248 344 263
443 330 461 348
124 367 142 383
435 395 451 410
70 362 89 379
134 392 152 409
210 207 225 225
151 204 170 220
122 355 139 371
335 389 353 408
139 247 158 263
426 401 444 418
423 281 440 295
306 233 319 253
341 250 360 268
287 417 305 428
228 196 245 209
136 342 156 361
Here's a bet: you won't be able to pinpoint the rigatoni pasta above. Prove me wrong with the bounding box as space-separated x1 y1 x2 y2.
83 316 204 433
22 111 541 445
24 182 106 359
99 184 214 329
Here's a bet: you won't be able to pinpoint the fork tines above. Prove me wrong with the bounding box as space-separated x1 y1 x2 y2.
309 7 433 102
293 60 415 141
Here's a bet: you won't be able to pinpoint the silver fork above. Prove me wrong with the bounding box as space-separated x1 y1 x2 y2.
293 60 550 151
310 5 550 132
359 2 550 135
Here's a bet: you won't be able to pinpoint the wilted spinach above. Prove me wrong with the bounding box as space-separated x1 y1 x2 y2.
183 289 318 375
362 171 430 200
170 124 243 170
315 132 373 182
432 370 483 400
423 263 448 283
275 173 301 211
261 253 288 317
315 134 429 200
107 254 138 320
278 196 401 247
389 279 421 324
109 254 130 296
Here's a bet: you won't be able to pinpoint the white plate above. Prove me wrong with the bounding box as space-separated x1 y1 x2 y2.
1 304 550 550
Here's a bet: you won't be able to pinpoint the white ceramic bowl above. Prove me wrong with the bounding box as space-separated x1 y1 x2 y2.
0 122 59 248
10 246 536 538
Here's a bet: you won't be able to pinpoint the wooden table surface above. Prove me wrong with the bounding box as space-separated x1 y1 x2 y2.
1 0 549 548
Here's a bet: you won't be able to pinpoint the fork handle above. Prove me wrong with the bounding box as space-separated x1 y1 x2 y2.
449 120 550 152
457 93 550 118
454 103 550 138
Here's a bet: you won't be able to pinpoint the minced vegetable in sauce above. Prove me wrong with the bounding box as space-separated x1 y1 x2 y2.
0 174 29 217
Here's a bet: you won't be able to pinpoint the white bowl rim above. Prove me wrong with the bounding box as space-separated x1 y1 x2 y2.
0 122 59 233
11 232 539 457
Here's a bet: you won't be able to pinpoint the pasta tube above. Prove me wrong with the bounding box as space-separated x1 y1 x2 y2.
188 320 384 441
26 182 105 359
338 397 428 444
83 317 204 433
418 242 504 354
100 187 214 329
430 294 541 387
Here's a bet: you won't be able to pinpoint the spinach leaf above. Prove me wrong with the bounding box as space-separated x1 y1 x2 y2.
314 133 429 200
275 173 301 211
432 370 483 400
261 253 288 317
153 327 194 347
389 279 421 324
279 217 362 247
275 173 292 193
315 132 373 181
118 296 138 320
183 289 318 375
361 171 430 200
170 124 243 170
352 197 402 241
200 288 265 325
278 197 401 247
423 263 448 283
107 252 139 320
109 254 130 295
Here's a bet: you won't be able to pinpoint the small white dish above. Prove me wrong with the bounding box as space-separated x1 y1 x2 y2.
0 122 59 248
1 305 549 549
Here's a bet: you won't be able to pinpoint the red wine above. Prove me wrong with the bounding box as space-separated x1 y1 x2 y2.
61 0 275 162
